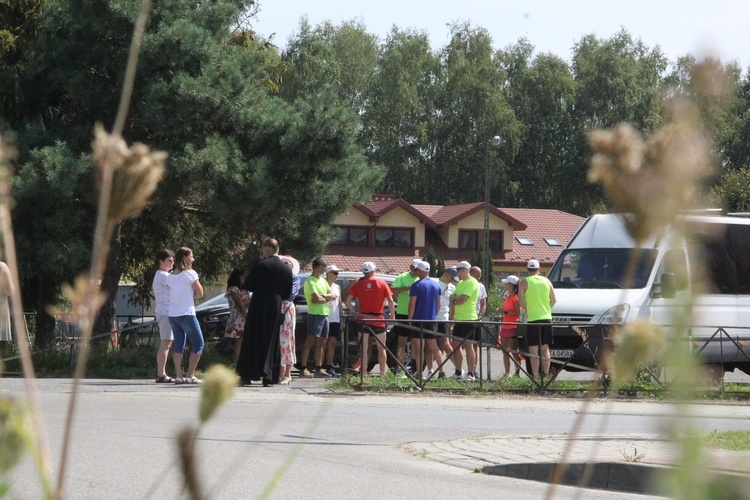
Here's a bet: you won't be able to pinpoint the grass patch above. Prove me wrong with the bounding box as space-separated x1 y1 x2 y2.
1 340 234 379
705 430 750 451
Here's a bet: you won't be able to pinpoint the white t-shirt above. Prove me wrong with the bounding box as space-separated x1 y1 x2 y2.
435 278 455 321
476 283 488 315
167 270 199 317
327 282 341 323
152 270 171 316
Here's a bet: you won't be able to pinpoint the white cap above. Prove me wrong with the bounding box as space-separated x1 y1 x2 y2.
279 255 300 276
527 259 540 269
415 261 430 272
411 258 422 269
502 275 519 285
361 261 376 273
455 261 471 270
325 265 340 274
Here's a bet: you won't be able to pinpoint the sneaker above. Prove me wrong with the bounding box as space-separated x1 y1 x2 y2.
464 373 476 382
395 370 407 379
302 368 314 378
451 371 464 379
326 367 341 378
438 372 446 379
473 372 481 380
314 369 332 378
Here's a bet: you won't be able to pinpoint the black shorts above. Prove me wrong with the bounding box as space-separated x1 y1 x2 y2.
526 320 553 346
436 322 451 339
392 313 410 338
452 322 477 341
357 321 386 335
328 321 341 339
410 322 435 340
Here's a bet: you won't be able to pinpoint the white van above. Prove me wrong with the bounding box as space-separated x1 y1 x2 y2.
546 212 750 375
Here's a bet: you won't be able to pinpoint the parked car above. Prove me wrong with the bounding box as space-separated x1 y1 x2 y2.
117 294 229 347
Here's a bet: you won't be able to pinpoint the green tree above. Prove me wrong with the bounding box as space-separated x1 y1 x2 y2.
280 18 379 115
362 27 439 200
9 0 382 344
500 40 576 210
567 29 669 214
430 23 520 205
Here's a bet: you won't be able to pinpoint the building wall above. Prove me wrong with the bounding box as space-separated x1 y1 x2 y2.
332 208 370 226
331 206 426 248
445 211 514 249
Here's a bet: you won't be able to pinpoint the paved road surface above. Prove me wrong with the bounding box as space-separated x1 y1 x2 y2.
3 378 750 499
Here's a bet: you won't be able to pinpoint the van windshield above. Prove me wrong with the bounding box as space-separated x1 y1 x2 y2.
548 248 657 289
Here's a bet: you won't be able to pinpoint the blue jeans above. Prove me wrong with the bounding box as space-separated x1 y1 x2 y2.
169 315 204 355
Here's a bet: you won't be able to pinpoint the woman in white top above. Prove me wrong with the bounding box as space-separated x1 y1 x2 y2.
323 265 342 377
153 249 174 382
167 247 204 384
0 261 15 342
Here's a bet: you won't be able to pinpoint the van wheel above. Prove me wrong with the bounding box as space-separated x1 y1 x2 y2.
637 364 662 384
703 363 724 386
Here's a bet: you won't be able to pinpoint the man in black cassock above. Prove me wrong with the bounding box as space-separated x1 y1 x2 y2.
237 238 293 386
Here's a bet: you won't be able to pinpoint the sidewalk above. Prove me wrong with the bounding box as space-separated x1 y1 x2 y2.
403 432 750 494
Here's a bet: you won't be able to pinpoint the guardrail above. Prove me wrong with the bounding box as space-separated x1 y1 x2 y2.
347 316 750 393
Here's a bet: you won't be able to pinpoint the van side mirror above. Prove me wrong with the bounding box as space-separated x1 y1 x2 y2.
660 272 676 299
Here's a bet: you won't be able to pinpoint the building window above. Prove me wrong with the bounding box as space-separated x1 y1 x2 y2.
516 236 534 246
330 226 368 246
375 228 413 248
489 231 504 251
459 230 478 250
544 237 561 246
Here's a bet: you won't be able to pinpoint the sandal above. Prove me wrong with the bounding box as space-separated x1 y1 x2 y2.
184 376 202 384
280 377 292 385
155 374 174 383
173 377 184 385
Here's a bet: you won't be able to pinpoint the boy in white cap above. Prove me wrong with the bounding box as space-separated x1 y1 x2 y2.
518 259 556 378
323 265 342 377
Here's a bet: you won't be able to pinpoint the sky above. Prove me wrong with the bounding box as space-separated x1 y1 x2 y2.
250 1 750 69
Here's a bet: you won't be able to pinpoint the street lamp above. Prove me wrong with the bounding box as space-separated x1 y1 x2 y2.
483 135 502 290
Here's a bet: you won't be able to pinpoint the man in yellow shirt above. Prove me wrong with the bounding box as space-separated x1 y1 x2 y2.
518 259 557 377
449 261 479 381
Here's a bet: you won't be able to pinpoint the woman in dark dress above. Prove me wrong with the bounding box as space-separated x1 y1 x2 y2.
236 238 293 386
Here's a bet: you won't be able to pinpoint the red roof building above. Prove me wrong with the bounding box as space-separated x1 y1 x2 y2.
321 198 585 280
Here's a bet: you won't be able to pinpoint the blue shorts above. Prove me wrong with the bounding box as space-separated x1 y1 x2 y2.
306 314 329 339
169 315 204 355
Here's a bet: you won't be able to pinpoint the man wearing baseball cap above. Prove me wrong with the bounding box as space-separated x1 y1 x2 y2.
518 259 556 378
300 257 337 378
407 260 443 378
449 261 480 381
345 262 395 377
390 258 421 376
432 268 459 379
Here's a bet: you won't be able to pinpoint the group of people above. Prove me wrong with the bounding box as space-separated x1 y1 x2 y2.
151 238 300 386
151 236 557 385
349 257 557 380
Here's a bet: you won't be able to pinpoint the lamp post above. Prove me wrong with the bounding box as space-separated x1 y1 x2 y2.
483 135 502 290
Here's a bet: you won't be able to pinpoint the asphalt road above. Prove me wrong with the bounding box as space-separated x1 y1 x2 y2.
4 377 750 499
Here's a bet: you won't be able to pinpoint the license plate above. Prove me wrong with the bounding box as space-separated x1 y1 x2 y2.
550 349 575 359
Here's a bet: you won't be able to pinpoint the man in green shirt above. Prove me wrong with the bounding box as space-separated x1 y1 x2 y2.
449 261 480 381
300 257 337 378
390 259 421 376
518 259 556 378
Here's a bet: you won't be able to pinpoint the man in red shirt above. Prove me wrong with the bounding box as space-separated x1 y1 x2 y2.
344 261 395 377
